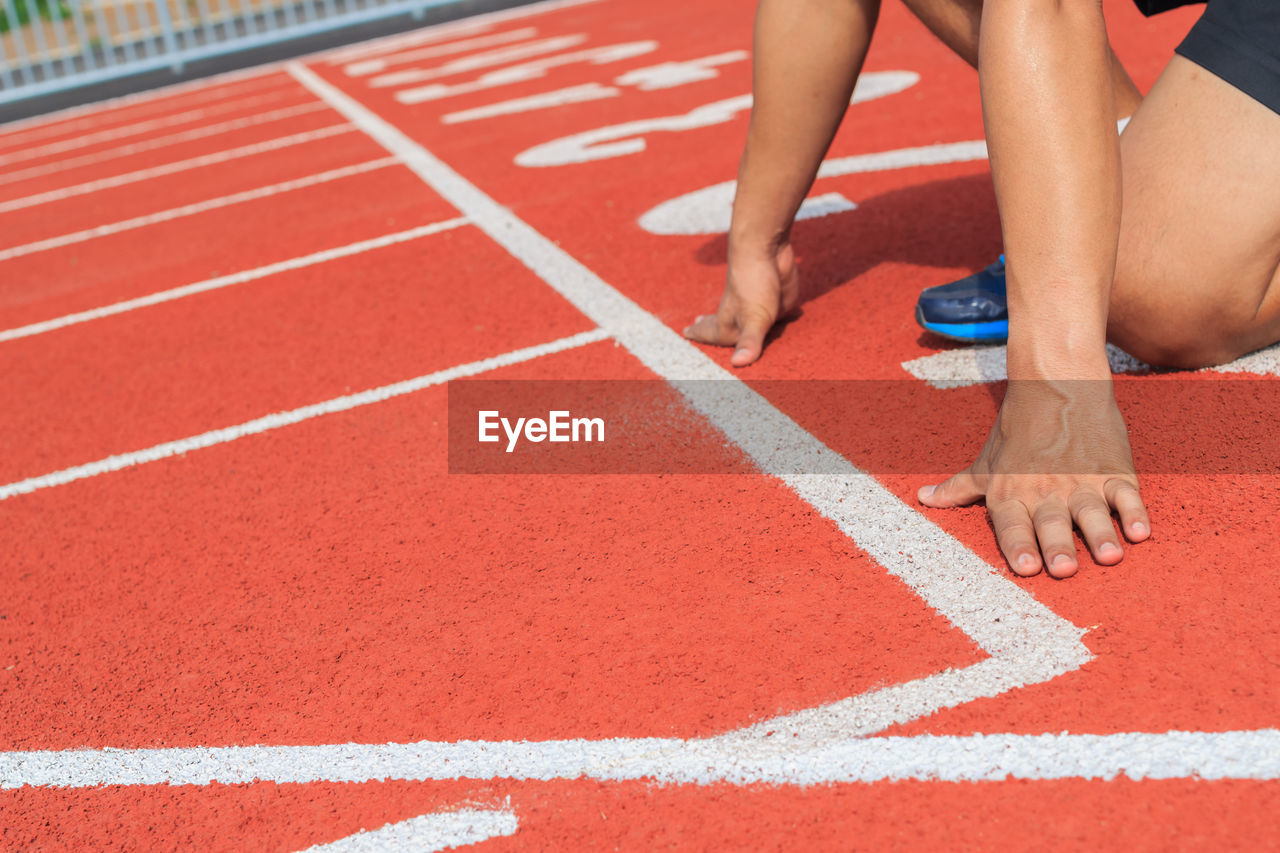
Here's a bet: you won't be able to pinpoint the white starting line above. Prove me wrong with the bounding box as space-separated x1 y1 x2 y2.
5 730 1278 788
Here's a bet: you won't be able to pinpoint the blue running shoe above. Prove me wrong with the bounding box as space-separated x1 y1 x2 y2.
915 255 1008 342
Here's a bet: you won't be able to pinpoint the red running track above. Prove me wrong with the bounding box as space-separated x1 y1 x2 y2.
1 0 1277 849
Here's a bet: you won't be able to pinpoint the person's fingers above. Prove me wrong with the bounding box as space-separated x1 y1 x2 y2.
1104 478 1150 542
683 312 737 347
917 470 984 508
1069 486 1123 565
728 307 774 367
1031 498 1079 578
989 500 1041 576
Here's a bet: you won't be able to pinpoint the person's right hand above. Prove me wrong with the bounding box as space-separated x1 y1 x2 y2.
684 241 800 367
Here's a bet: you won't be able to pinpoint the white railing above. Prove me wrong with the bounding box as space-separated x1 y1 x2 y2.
0 0 465 105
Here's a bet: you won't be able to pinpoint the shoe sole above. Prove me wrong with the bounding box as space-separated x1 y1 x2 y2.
914 305 1009 343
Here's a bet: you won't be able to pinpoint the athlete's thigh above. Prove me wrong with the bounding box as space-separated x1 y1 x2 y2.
1110 54 1280 366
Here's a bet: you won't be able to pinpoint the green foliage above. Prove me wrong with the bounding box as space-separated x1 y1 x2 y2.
0 0 73 35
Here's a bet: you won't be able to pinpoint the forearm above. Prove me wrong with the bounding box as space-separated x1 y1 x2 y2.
979 0 1119 379
729 0 880 256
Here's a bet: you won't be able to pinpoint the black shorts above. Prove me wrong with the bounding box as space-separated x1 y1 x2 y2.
1134 0 1280 116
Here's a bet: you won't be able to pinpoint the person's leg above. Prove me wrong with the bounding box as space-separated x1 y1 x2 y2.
905 0 1144 344
902 0 1143 115
1108 55 1280 368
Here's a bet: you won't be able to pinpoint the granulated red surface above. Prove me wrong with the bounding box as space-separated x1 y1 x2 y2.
1 0 1276 848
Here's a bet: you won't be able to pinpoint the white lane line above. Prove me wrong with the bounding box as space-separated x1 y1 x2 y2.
299 809 518 853
0 124 355 214
4 730 1278 788
901 342 1280 387
0 70 290 142
0 157 399 262
0 328 606 501
0 102 331 183
0 215 468 342
288 61 1092 746
0 86 307 159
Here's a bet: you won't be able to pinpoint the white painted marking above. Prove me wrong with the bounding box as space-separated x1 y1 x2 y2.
371 34 589 89
343 27 540 77
0 124 355 214
519 92 749 166
300 809 518 853
639 137 983 235
1198 343 1280 376
0 102 331 185
0 328 606 501
0 88 309 162
614 51 749 91
443 82 620 124
0 216 467 342
0 158 398 262
394 41 656 106
321 0 605 65
517 71 921 168
3 730 1277 788
540 92 755 165
288 61 1093 748
900 341 1280 387
795 192 859 221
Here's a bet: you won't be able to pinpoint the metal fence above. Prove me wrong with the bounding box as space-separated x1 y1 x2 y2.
0 0 461 104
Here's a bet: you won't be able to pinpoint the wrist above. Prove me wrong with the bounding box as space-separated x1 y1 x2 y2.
1007 325 1112 381
728 227 790 264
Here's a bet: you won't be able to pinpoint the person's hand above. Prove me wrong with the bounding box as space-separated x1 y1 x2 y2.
918 379 1151 578
684 240 800 367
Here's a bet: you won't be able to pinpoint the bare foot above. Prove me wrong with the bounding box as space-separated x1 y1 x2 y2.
684 241 800 367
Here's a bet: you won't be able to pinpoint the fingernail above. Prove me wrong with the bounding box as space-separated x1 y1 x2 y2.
1052 554 1074 570
1017 554 1037 571
1132 522 1148 536
918 485 936 500
1099 542 1121 560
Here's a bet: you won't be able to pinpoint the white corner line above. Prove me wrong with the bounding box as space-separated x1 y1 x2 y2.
0 124 355 214
298 808 519 853
0 157 400 262
0 215 468 342
285 60 1093 745
0 327 607 501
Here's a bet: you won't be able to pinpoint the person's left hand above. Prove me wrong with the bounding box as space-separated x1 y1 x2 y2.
917 379 1151 578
